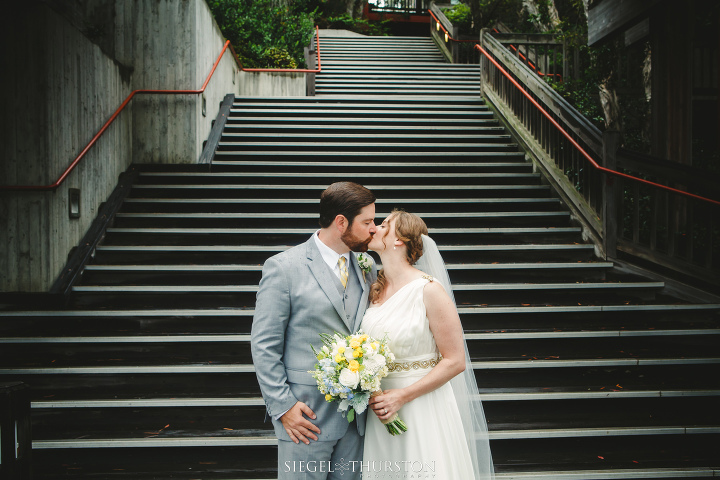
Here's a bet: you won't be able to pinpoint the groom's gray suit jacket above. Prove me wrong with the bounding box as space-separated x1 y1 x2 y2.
251 236 378 442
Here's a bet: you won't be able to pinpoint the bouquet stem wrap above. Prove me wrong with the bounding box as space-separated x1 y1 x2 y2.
370 391 408 436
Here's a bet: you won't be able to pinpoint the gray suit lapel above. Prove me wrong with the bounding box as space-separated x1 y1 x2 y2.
350 253 370 332
306 239 347 326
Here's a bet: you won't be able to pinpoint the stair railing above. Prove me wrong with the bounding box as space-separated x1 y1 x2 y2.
0 40 236 191
429 4 478 64
490 32 565 81
369 0 430 16
0 27 321 191
432 12 720 287
475 34 720 286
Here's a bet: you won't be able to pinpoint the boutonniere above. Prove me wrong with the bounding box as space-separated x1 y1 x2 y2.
357 253 373 283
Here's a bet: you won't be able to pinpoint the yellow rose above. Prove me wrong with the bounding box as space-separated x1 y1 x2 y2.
360 334 369 342
335 354 344 363
349 360 360 372
337 346 345 354
349 339 361 349
325 394 333 401
353 349 362 358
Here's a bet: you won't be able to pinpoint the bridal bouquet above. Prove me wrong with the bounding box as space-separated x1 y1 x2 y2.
309 331 408 435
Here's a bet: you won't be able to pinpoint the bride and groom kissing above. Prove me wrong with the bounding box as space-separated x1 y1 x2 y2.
250 182 494 479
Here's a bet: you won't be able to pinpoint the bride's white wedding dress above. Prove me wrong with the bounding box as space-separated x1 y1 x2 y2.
361 276 476 479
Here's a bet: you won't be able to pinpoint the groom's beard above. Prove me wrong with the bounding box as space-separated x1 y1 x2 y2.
341 229 373 252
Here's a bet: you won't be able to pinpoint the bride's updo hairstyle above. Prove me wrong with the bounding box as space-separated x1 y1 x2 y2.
369 209 428 304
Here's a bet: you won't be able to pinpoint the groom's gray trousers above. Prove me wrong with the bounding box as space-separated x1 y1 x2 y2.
278 422 363 480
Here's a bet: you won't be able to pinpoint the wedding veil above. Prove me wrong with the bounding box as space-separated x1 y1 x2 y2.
415 234 495 479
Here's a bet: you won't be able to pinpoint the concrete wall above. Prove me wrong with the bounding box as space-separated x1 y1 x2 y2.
238 71 306 96
0 0 308 292
0 3 133 292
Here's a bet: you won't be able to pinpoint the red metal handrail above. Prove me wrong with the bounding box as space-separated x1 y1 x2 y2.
474 43 720 207
2 28 321 191
1 40 233 191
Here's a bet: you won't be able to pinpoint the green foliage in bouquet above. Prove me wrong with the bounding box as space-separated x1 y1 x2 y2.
207 0 315 69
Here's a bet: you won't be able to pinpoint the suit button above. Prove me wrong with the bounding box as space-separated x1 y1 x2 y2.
346 315 350 319
345 294 349 299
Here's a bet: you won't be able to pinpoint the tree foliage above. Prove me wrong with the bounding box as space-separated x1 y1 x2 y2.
207 0 315 68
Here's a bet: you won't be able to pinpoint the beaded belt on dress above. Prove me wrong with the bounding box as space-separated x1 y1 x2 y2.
387 355 442 372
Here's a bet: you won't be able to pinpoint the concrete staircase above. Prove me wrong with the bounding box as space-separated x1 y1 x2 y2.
1 34 719 479
317 35 479 95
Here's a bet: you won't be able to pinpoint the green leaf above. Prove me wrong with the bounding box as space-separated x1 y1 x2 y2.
346 408 355 423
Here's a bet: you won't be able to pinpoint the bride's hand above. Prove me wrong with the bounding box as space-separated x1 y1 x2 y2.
369 389 407 421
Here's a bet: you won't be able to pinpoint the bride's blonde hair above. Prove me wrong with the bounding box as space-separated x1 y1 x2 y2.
369 209 428 304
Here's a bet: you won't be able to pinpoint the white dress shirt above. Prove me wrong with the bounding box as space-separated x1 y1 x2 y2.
313 230 350 282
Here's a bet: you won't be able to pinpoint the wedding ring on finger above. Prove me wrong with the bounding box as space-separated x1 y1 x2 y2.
383 408 387 415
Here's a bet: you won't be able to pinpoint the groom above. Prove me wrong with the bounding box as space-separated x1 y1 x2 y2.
251 182 378 480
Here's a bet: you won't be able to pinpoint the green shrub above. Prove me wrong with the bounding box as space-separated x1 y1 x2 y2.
317 15 390 36
207 0 315 69
443 3 473 35
260 47 299 69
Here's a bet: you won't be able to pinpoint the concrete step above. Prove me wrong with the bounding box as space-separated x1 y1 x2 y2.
119 196 562 213
77 260 610 284
91 242 595 264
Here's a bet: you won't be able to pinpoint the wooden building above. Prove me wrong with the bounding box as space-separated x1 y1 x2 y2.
588 0 719 169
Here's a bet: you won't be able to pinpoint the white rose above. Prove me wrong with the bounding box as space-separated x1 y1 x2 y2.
338 368 360 389
371 354 386 368
363 354 386 374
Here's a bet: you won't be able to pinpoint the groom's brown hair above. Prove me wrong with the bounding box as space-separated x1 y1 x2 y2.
319 182 376 228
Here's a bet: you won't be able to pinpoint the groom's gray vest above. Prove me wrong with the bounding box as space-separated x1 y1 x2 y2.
251 236 377 442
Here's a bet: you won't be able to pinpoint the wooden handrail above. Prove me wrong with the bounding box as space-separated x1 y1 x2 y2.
428 8 475 43
430 8 717 206
1 28 321 191
429 9 560 77
474 42 720 207
491 30 563 80
429 9 719 207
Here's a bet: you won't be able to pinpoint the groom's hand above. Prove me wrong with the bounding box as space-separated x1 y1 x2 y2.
280 401 320 444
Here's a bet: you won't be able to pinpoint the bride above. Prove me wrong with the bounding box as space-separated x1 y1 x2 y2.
361 210 495 479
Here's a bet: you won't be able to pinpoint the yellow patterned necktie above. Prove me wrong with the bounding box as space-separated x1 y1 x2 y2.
338 256 349 289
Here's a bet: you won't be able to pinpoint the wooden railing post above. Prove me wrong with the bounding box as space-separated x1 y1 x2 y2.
452 25 460 63
479 29 488 97
0 382 32 480
602 130 621 259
